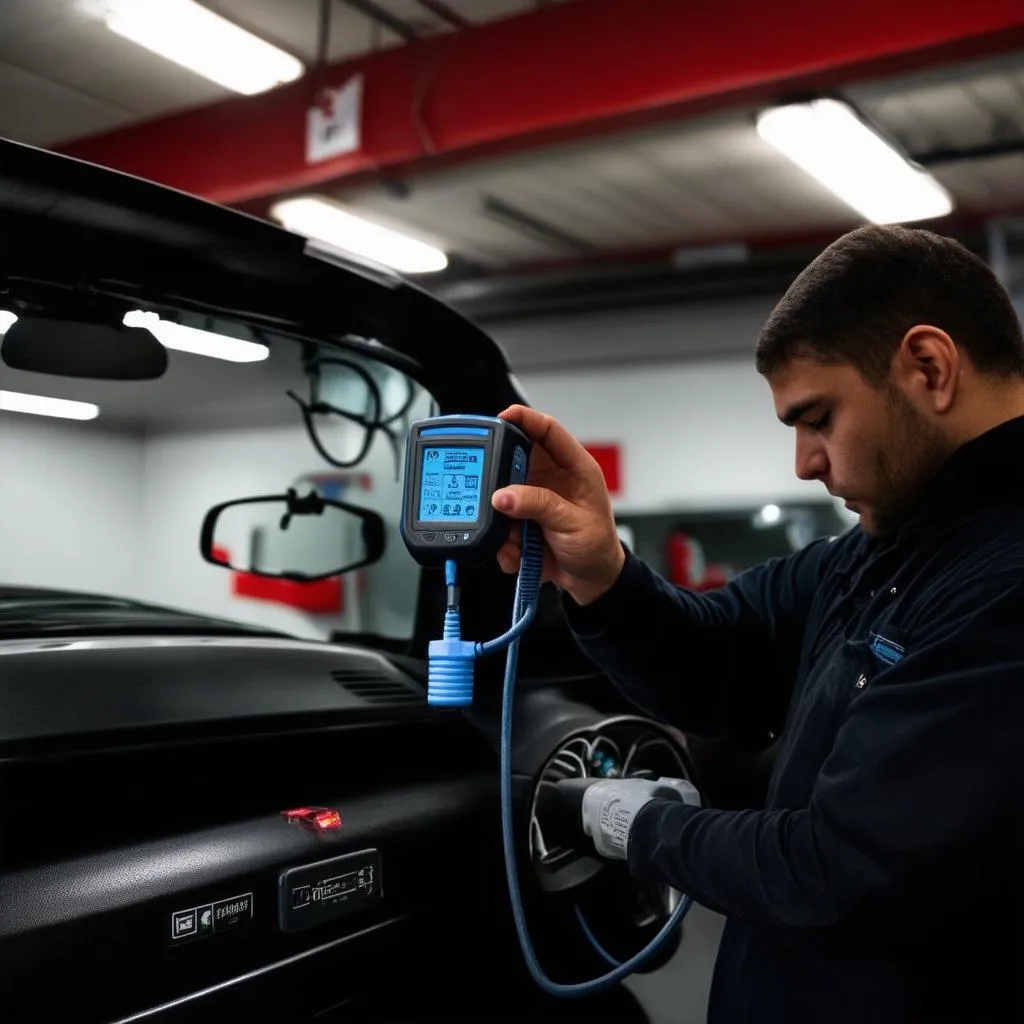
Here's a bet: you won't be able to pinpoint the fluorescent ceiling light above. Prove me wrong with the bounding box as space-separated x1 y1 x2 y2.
124 311 269 363
0 390 99 421
103 0 304 95
271 197 449 275
756 98 953 225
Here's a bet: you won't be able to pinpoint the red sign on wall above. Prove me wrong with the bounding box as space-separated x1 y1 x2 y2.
584 444 622 495
212 545 343 615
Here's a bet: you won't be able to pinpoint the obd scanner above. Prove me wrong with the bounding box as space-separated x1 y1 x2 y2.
401 415 530 567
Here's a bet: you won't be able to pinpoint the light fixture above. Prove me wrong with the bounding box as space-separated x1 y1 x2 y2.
102 0 304 95
756 504 783 527
756 98 953 225
0 310 16 334
0 390 99 421
123 311 269 363
271 197 449 275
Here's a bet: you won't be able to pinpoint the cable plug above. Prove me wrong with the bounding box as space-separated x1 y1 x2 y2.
427 637 476 707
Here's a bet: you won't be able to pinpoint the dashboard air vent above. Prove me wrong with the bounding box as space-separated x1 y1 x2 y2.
330 666 423 705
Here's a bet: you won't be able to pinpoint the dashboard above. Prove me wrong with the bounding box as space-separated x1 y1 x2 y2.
0 636 695 1023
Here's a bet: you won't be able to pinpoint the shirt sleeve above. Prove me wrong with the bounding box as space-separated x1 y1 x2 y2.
562 538 837 743
624 578 1024 933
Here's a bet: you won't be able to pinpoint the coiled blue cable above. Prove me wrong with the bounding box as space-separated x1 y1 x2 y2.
573 904 622 968
498 523 691 995
574 897 693 971
429 523 691 995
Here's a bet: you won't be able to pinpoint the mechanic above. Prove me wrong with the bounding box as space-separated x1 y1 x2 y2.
490 225 1024 1024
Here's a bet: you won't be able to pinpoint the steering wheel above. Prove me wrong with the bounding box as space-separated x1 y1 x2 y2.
526 715 697 972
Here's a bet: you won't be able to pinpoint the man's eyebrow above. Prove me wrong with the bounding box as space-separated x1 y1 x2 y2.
780 396 825 427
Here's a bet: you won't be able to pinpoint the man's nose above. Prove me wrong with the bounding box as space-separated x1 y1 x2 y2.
795 437 828 482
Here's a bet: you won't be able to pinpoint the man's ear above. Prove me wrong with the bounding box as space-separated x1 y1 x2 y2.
892 324 959 413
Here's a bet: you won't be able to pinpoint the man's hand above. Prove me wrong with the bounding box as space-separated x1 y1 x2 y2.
581 777 702 861
490 405 625 607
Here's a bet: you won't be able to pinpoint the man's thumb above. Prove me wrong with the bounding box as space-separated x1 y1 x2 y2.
492 485 572 529
492 488 515 512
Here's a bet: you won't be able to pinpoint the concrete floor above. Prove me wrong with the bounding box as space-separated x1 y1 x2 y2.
624 905 725 1024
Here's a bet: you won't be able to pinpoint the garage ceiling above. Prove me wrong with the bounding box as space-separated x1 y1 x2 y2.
334 111 859 269
334 50 1024 271
1 1 1023 282
0 0 567 146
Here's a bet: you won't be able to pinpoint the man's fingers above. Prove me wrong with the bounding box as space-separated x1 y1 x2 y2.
495 532 522 574
496 547 520 574
491 484 576 531
496 537 557 583
497 405 590 473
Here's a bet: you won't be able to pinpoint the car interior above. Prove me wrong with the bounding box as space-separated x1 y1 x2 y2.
0 140 775 1024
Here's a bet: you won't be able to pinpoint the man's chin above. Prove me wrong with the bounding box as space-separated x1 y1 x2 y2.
858 509 901 540
843 501 871 533
842 493 907 537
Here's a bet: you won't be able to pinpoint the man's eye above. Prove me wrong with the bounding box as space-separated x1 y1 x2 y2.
808 412 831 431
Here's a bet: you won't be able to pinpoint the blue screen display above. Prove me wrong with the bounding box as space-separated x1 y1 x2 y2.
418 445 485 523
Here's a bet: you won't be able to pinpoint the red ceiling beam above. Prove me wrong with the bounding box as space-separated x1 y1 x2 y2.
57 0 1024 206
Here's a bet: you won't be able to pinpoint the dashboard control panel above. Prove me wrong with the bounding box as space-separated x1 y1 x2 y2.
278 849 382 933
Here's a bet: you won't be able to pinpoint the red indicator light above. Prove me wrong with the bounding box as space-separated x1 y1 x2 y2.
312 809 342 830
282 806 343 831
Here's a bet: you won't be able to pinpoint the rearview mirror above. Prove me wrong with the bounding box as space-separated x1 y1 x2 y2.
200 489 385 582
1 316 168 380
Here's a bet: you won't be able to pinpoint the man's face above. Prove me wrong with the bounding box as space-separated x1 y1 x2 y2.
768 357 954 538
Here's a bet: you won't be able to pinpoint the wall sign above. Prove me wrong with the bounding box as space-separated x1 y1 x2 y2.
584 444 622 495
306 74 363 164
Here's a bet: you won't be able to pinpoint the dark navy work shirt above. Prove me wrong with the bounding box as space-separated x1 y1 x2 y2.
565 415 1024 1023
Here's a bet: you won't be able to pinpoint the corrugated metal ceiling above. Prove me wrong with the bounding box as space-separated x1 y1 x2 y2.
332 49 1024 271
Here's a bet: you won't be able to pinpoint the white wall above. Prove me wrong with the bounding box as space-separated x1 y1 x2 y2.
516 357 831 513
0 416 144 596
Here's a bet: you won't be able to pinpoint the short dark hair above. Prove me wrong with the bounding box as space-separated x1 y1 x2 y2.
755 225 1024 383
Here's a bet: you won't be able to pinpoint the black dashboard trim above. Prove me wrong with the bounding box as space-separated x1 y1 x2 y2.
111 914 409 1023
0 777 493 937
0 640 434 757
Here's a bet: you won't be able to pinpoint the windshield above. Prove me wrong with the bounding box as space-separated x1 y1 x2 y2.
0 310 437 645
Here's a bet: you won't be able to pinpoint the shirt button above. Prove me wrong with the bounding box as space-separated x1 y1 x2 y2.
889 587 897 596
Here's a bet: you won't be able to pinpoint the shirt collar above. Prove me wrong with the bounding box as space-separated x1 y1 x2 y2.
898 414 1024 535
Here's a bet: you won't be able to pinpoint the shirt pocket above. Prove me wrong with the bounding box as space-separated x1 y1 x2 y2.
831 638 876 707
802 634 875 729
838 623 911 707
